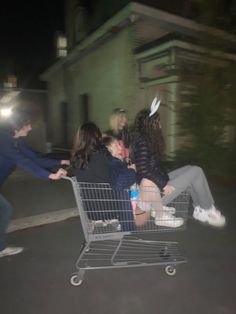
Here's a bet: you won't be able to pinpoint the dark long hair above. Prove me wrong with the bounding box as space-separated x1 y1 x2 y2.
132 109 165 159
71 122 108 169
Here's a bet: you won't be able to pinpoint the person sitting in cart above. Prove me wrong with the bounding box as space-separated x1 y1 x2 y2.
0 108 69 258
103 135 181 228
102 135 151 226
71 122 135 231
131 97 226 228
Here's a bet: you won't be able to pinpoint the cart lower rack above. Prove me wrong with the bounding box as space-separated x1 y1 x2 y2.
64 177 190 286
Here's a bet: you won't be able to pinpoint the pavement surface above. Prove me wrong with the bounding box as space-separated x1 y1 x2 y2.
0 168 236 314
1 169 77 232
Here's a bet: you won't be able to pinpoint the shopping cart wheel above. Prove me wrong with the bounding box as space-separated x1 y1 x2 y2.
70 274 83 286
165 265 176 276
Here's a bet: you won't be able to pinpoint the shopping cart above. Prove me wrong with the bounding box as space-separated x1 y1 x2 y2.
63 176 190 286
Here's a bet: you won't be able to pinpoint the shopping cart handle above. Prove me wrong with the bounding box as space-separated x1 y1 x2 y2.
61 175 74 182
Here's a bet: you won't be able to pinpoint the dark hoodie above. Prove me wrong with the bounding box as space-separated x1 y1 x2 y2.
0 130 61 186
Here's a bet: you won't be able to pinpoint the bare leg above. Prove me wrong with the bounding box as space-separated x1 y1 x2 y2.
132 179 158 226
134 208 151 226
139 178 162 211
133 178 161 226
137 179 183 228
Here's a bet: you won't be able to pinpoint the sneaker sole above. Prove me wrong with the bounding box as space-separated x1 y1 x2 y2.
194 216 226 228
151 208 176 218
155 220 184 228
0 248 24 258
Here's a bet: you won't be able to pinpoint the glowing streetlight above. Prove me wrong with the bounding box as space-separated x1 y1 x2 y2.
0 90 19 120
0 107 13 118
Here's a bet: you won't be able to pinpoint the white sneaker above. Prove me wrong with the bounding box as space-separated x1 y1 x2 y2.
155 212 184 228
105 219 119 225
151 206 176 218
193 205 226 227
92 220 108 227
104 219 121 230
163 206 176 214
92 219 119 228
0 246 24 258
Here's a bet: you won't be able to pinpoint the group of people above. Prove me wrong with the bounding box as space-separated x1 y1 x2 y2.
0 100 226 258
71 100 226 229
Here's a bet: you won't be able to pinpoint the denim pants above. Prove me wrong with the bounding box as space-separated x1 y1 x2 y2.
161 165 214 209
0 193 12 251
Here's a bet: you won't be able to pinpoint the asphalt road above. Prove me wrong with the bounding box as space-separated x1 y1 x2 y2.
0 184 236 314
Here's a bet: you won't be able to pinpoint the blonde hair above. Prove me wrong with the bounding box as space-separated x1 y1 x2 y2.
109 108 127 134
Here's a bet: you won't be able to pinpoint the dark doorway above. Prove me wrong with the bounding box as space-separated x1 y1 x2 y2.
79 93 90 123
61 101 68 147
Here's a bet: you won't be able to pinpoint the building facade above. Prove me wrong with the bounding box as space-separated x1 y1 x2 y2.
41 2 236 155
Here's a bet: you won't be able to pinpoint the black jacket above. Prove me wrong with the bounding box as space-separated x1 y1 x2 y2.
73 151 135 231
132 136 169 191
74 152 111 183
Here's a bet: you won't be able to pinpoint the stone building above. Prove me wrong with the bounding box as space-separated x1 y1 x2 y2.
41 1 236 155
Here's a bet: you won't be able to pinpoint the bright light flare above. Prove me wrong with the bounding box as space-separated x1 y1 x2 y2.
1 107 13 118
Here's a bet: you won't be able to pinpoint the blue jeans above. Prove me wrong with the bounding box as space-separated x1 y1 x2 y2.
0 193 12 251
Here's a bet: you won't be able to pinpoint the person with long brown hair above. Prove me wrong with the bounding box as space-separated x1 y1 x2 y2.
71 122 147 229
131 102 226 228
71 122 126 227
71 122 111 183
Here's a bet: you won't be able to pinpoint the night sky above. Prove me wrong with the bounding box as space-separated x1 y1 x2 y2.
0 0 235 89
0 0 65 89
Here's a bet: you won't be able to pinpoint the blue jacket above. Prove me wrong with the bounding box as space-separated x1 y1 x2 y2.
0 130 61 186
109 157 136 190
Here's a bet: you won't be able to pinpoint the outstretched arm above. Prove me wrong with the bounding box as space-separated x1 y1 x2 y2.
18 140 70 169
2 137 66 180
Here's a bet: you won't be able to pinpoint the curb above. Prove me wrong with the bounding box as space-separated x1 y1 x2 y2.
7 208 79 233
